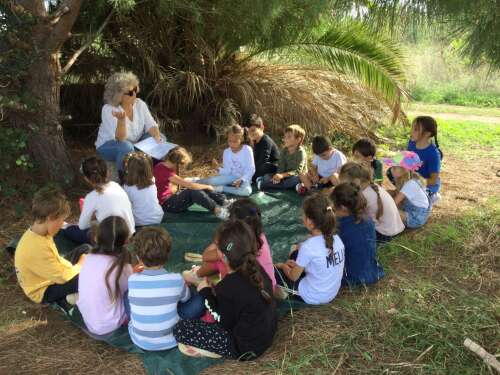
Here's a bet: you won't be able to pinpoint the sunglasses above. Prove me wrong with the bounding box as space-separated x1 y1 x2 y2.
124 87 138 96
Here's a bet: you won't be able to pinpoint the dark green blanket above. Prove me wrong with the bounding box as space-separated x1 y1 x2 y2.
9 191 309 375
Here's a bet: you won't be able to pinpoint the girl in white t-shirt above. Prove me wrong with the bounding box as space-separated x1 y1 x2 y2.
299 135 346 193
197 125 255 196
383 151 431 229
123 152 164 226
339 162 404 242
62 156 135 244
274 193 345 304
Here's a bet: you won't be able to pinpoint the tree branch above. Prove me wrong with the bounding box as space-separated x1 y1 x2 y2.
47 4 70 25
61 9 116 75
45 0 83 52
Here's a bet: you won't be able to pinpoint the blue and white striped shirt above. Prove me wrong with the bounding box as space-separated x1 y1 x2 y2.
128 269 190 351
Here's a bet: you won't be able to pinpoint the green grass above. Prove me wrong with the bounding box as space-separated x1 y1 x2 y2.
410 85 500 108
266 203 499 375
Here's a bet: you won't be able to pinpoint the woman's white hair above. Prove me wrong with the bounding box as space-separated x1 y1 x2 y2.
103 72 140 106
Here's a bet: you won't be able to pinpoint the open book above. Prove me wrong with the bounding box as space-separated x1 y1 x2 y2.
134 137 177 160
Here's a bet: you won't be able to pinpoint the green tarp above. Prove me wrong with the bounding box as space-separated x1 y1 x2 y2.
10 191 310 375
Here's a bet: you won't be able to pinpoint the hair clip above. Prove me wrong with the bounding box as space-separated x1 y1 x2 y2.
325 206 333 212
225 242 234 252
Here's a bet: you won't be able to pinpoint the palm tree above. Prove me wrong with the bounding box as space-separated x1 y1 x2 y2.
69 0 408 139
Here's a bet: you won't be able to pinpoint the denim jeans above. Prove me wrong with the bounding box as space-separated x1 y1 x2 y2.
197 175 252 196
96 133 155 171
96 140 135 171
162 189 226 213
177 288 206 319
260 174 300 190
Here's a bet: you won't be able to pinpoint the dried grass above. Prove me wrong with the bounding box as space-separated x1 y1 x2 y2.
0 140 498 375
218 63 396 138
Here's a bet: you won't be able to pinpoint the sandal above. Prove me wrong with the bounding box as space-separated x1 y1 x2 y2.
184 252 203 263
178 343 222 358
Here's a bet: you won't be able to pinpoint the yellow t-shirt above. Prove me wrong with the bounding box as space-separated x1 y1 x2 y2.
14 229 80 303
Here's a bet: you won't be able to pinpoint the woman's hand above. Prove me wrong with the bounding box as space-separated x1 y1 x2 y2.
112 111 126 120
232 179 242 188
211 158 219 169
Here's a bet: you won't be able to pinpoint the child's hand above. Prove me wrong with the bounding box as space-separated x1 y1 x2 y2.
272 174 283 184
232 179 242 188
112 111 126 120
286 259 298 268
211 158 219 168
197 278 210 291
310 174 320 184
203 184 215 192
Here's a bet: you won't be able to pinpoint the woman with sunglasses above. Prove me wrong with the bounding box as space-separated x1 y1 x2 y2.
95 72 162 172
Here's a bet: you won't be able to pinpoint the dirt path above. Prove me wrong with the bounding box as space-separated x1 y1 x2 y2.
407 111 500 124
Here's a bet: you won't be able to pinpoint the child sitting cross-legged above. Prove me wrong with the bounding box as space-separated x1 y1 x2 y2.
338 162 404 243
196 124 255 197
384 151 432 229
123 152 164 226
77 216 133 337
330 183 384 287
351 138 384 184
274 193 345 304
246 114 280 182
297 135 346 194
154 146 231 219
15 188 85 306
62 156 135 244
182 199 276 292
128 227 205 351
174 220 277 359
258 124 307 191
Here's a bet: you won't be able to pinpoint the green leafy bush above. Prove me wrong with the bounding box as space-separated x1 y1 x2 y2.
0 127 35 198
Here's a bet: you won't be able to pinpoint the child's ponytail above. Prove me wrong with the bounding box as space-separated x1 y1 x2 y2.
93 216 131 303
217 220 272 304
81 156 108 193
414 116 443 160
369 183 384 219
339 162 381 219
303 193 336 254
240 252 272 304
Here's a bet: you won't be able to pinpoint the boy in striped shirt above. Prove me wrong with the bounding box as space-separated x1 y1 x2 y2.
128 227 202 351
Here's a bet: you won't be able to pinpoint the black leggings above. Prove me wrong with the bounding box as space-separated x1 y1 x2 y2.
174 319 238 358
162 189 226 213
41 244 92 304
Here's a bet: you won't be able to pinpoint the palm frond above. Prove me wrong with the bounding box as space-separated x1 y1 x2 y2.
252 22 409 121
217 63 395 140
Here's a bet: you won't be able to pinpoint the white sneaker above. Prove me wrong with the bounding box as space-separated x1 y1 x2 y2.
222 198 236 208
66 293 79 305
215 206 230 220
256 176 264 190
182 266 203 286
431 192 441 205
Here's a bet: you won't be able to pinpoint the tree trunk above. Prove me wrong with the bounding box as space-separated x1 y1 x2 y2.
12 0 83 185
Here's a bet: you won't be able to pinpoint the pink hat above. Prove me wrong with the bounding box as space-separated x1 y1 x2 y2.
383 151 422 171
